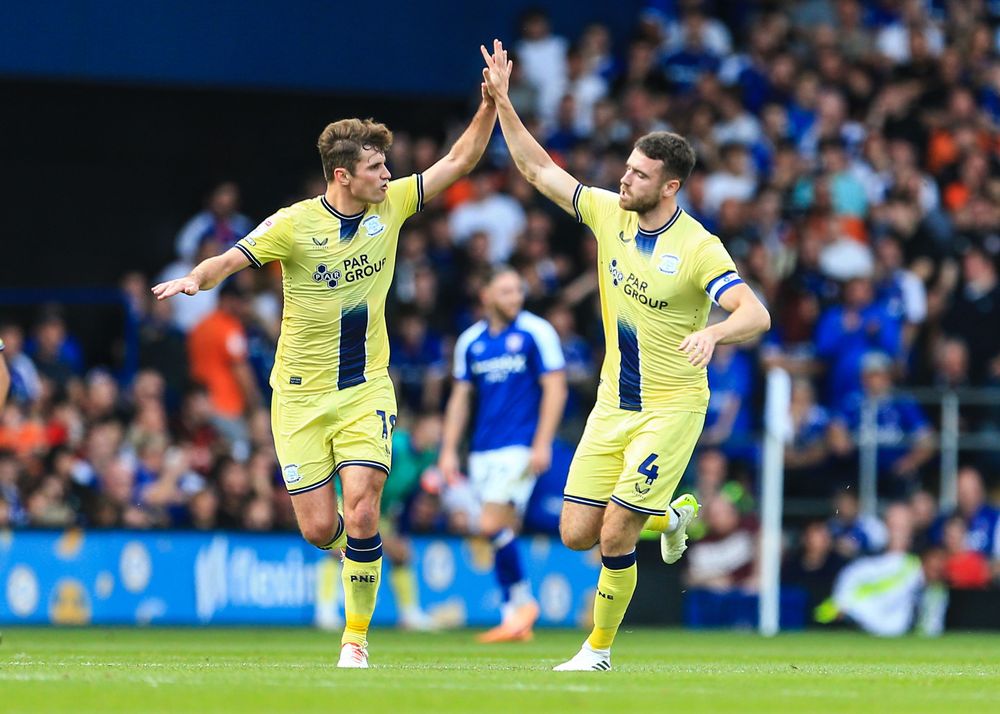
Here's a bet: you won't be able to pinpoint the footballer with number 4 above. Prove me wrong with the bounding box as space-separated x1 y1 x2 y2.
152 74 499 669
481 39 770 671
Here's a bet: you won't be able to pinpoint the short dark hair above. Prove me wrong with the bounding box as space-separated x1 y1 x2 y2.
317 118 393 181
633 132 697 186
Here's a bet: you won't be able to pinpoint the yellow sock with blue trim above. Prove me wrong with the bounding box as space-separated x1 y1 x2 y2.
586 550 637 651
341 533 383 646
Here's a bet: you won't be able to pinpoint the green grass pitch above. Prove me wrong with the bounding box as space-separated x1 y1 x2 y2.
2 627 997 714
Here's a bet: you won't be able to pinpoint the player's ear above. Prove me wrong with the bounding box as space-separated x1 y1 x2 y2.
662 178 681 198
333 166 351 186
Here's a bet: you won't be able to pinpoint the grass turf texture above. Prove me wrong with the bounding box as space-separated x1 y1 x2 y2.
1 628 997 714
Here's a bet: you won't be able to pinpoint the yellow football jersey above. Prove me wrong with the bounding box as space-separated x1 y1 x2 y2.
235 174 423 394
573 184 742 413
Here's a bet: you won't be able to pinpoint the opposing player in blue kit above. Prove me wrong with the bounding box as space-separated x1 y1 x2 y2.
439 266 567 642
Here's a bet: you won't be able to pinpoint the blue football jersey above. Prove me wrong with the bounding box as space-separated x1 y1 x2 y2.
453 311 565 452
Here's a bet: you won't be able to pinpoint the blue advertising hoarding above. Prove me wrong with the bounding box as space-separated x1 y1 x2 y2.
0 530 601 627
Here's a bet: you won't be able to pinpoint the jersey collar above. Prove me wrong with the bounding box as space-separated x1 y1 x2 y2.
636 206 682 236
320 196 366 221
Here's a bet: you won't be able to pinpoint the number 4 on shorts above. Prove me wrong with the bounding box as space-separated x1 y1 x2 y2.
638 453 659 485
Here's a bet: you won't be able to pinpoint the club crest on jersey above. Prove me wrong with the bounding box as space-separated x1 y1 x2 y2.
282 464 302 484
658 254 681 275
471 342 486 355
362 215 385 237
505 333 524 352
312 263 342 289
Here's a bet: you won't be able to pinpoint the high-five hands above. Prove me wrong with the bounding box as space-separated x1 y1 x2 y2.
480 39 512 101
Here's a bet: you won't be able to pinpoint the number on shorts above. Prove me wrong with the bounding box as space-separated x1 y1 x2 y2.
376 410 397 439
638 453 660 485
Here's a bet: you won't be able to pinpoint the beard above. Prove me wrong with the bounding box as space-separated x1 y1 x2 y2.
619 190 660 214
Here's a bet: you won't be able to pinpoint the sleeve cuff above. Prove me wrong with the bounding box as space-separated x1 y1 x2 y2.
235 243 262 269
572 184 583 224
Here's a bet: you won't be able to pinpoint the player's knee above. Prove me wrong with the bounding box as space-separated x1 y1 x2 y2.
300 518 338 548
560 523 597 551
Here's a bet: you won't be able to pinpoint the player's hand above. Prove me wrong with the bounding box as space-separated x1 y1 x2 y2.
151 276 200 300
437 449 462 486
679 328 720 368
529 442 552 476
480 39 512 101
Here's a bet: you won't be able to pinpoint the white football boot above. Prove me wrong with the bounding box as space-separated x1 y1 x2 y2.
337 642 369 669
660 493 700 565
553 642 611 672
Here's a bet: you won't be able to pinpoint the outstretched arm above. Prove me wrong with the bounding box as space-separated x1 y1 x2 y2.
151 247 250 300
481 39 578 215
421 89 498 201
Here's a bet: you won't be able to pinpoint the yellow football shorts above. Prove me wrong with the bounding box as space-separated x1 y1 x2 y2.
270 376 397 494
564 400 705 516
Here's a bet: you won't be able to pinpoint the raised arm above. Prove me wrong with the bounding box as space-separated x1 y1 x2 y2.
481 39 578 216
421 91 497 201
151 247 251 300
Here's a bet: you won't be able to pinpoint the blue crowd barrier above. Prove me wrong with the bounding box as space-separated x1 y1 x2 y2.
0 530 601 627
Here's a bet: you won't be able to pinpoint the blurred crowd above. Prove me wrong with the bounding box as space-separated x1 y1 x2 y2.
1 1 999 601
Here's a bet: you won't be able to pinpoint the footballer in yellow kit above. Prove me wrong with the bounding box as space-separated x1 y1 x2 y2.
481 38 770 671
234 177 423 494
564 190 743 517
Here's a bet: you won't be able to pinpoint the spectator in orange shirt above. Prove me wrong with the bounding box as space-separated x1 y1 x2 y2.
187 282 259 446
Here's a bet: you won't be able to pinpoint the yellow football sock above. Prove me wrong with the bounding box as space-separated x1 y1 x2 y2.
389 563 419 613
341 534 383 646
644 508 678 533
586 551 638 651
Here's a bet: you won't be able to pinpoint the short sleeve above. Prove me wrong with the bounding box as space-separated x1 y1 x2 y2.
452 323 483 381
235 209 293 267
386 174 424 220
520 314 565 373
695 236 743 305
573 184 620 236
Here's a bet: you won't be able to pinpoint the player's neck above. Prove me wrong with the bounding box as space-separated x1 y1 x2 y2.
323 185 367 216
636 197 679 233
487 312 513 334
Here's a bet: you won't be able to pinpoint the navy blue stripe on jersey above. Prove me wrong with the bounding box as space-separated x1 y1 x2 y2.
416 173 425 212
634 232 657 258
617 319 642 411
338 304 369 389
339 214 363 241
572 183 583 223
637 206 682 236
234 243 262 268
610 495 666 516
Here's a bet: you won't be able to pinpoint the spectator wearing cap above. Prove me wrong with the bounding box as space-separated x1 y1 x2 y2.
187 282 260 445
828 351 935 497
